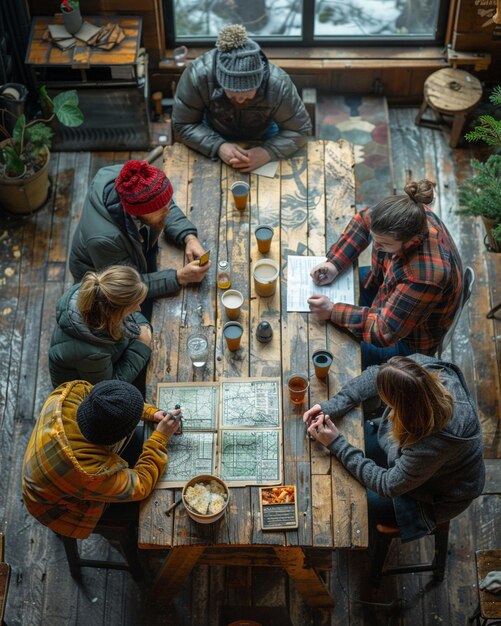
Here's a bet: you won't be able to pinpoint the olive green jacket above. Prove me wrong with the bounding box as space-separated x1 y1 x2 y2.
69 165 198 298
49 284 151 387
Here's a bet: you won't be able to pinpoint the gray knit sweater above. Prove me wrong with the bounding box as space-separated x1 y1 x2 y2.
321 354 485 530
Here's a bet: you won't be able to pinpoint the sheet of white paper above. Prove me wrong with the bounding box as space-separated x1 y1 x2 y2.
250 160 279 178
287 256 355 312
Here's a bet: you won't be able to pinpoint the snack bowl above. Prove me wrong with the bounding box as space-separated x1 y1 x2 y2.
182 474 230 524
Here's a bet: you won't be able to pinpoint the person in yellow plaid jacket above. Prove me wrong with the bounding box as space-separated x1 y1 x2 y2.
22 379 180 539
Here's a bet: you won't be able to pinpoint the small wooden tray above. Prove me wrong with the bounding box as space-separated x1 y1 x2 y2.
259 485 298 531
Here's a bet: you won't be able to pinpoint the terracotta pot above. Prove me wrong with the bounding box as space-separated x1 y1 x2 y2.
481 216 501 253
0 145 50 215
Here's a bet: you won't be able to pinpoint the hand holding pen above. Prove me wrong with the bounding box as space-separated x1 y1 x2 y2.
155 407 182 436
310 262 336 286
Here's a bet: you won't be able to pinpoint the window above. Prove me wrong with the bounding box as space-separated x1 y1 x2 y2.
165 0 448 46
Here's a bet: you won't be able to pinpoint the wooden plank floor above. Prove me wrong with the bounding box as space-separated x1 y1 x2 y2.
0 107 500 626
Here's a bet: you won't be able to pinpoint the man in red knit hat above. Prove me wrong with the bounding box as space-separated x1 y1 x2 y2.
69 160 209 315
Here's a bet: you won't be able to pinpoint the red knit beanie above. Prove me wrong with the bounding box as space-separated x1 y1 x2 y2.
115 160 174 216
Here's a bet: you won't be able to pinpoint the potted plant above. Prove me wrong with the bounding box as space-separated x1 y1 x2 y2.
458 156 501 251
0 86 83 215
458 85 501 252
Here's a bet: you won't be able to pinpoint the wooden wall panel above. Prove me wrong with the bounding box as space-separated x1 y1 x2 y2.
452 0 501 77
150 66 444 105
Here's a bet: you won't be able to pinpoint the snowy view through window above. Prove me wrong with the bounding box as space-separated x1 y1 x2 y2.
174 0 440 39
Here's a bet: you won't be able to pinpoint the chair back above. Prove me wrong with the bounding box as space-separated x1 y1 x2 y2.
0 532 11 624
437 266 475 358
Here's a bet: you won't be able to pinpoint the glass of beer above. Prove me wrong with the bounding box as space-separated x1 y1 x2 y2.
255 225 274 253
287 374 309 405
221 289 244 320
231 181 249 211
253 259 279 297
223 322 244 352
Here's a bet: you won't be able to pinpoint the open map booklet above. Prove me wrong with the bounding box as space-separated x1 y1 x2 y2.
147 379 282 488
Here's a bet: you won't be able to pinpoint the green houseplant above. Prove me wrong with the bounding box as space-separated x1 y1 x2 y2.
0 86 83 214
458 86 501 252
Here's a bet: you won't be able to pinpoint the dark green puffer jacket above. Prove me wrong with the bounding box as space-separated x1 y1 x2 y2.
48 284 152 388
172 49 311 159
69 165 198 299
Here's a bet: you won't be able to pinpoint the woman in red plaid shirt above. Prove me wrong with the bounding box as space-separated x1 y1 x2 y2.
308 180 463 368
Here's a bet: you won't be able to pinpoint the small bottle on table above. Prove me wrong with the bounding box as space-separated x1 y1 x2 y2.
217 260 231 289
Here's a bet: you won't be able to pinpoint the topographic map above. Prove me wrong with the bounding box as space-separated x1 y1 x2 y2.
221 380 280 428
220 430 280 482
152 379 282 487
157 383 218 431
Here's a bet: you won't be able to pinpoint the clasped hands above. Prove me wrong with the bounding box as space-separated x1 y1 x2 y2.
480 570 501 594
303 404 340 447
218 142 270 173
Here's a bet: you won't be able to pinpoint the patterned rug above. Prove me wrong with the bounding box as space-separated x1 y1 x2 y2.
316 94 393 211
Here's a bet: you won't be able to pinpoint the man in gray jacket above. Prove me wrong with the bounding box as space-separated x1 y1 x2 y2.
172 24 311 172
69 160 210 304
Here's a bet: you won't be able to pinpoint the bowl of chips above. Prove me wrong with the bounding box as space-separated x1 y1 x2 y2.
182 474 230 524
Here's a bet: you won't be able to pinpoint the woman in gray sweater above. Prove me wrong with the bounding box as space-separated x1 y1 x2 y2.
304 354 485 541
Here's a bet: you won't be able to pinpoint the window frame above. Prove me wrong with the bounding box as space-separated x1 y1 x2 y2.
163 0 449 48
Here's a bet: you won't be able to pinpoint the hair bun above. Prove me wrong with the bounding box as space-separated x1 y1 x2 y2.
216 24 248 52
404 179 434 205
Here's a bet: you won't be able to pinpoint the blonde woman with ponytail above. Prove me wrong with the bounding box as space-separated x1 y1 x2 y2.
49 265 151 388
304 354 485 542
308 179 463 368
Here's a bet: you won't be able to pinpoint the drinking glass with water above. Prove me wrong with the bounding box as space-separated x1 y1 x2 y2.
187 333 208 368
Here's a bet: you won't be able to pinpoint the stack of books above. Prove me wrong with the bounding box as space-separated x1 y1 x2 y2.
47 21 101 50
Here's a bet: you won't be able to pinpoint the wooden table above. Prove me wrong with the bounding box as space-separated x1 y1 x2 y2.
25 15 142 71
139 140 368 608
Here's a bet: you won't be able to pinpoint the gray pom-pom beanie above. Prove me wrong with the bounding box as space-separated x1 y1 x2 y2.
215 24 264 93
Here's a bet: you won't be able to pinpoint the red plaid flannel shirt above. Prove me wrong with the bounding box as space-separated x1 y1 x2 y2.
326 207 463 353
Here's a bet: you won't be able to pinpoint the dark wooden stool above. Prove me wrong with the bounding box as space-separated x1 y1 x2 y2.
369 521 450 586
415 68 482 148
60 505 143 582
0 534 11 626
469 550 501 626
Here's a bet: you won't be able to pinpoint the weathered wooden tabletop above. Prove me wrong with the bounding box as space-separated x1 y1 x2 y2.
139 140 368 607
25 15 141 68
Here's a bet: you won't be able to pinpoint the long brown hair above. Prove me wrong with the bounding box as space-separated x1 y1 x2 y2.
370 179 435 242
376 356 453 447
77 266 147 340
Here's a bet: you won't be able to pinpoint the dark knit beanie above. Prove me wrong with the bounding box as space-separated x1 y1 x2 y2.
77 380 144 445
115 160 174 216
215 24 264 93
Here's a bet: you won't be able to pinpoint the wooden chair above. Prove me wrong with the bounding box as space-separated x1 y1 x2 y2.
0 533 11 626
487 303 501 321
301 88 317 136
469 550 501 626
437 266 475 359
369 521 450 586
59 505 143 582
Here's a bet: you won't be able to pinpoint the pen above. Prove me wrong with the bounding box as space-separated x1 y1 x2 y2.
165 498 182 516
317 270 327 282
174 403 183 435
